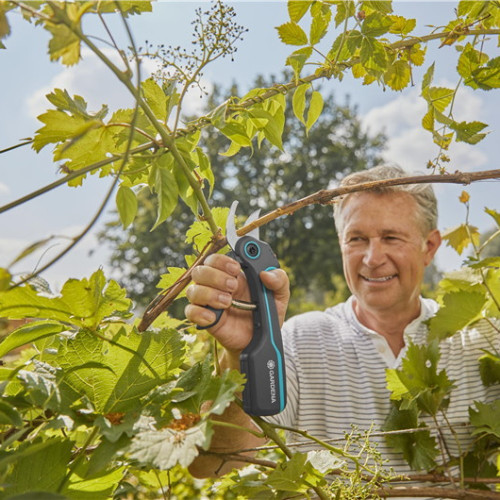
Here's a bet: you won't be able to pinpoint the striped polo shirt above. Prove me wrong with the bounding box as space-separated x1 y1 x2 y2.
269 296 500 484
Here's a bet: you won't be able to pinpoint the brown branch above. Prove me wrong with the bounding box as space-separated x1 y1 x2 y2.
376 486 500 499
138 169 500 330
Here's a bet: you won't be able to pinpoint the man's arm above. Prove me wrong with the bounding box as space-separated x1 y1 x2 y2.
185 253 290 478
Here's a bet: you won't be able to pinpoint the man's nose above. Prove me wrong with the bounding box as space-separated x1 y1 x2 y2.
362 238 386 267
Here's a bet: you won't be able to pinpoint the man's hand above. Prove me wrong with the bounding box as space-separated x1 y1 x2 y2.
185 253 290 368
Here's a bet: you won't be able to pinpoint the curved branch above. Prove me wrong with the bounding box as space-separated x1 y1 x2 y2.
139 169 500 329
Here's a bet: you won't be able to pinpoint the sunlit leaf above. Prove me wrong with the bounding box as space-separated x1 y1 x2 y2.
442 223 480 255
288 0 312 22
276 21 308 46
427 290 486 341
306 91 324 133
384 60 411 90
116 185 138 228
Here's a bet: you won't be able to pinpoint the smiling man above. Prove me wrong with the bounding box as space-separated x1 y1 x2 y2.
186 165 500 481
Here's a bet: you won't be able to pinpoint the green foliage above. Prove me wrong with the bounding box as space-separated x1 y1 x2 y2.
1 1 500 498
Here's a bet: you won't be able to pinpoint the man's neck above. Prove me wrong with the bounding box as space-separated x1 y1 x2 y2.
352 298 421 356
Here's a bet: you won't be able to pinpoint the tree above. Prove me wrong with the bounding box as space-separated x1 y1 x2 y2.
0 1 500 498
98 74 385 308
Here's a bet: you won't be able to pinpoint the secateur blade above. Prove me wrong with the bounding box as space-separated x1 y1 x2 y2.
226 201 261 250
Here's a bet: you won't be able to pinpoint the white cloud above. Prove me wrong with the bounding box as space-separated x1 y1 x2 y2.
26 47 212 126
0 182 9 195
362 85 488 173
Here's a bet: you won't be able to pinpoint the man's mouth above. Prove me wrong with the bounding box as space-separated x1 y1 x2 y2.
361 274 397 283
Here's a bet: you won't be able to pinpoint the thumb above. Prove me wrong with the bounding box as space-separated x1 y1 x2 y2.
260 268 290 325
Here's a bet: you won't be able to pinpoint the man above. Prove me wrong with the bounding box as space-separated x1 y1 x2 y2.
185 165 499 479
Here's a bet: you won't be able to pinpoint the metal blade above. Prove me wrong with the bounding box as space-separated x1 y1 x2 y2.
244 208 261 240
226 200 240 250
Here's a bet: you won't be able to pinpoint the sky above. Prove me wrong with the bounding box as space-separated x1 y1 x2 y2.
1 1 499 292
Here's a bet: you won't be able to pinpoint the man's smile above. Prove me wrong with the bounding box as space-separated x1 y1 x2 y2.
361 274 397 283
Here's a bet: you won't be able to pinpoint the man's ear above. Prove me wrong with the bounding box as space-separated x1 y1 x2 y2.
424 229 442 266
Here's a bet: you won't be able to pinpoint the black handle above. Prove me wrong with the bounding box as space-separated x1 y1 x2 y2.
235 236 287 416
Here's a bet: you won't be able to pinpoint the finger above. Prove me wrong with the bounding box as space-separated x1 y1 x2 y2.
185 303 219 327
204 253 241 277
191 265 239 294
186 283 233 309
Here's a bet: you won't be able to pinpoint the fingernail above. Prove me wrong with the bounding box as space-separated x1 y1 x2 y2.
227 261 240 275
226 277 238 291
218 293 232 307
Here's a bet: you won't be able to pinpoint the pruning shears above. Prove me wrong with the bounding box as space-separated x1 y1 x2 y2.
200 201 287 417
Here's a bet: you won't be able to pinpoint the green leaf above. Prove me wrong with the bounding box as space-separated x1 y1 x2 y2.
485 207 500 227
267 453 322 493
46 22 81 66
0 268 10 291
421 62 435 91
288 0 312 22
470 56 500 90
310 9 331 45
306 91 324 133
384 60 411 91
142 78 168 122
363 1 393 14
276 21 308 46
469 400 500 439
361 12 392 37
424 86 455 112
129 420 210 469
383 403 438 470
63 463 124 500
292 83 311 125
151 155 179 230
286 46 313 77
479 350 500 387
427 290 486 341
450 120 488 144
442 223 481 255
334 1 355 27
175 357 245 416
0 320 67 358
0 437 73 496
0 399 23 427
386 341 454 415
458 43 489 82
185 207 229 253
388 15 416 35
116 185 138 228
360 37 388 71
57 326 184 413
0 270 131 329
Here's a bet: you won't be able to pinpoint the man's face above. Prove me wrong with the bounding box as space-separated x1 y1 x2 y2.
339 191 441 319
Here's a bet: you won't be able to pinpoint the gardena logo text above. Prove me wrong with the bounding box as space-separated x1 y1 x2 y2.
267 359 277 404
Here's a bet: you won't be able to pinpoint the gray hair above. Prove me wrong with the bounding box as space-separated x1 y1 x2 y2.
333 165 438 235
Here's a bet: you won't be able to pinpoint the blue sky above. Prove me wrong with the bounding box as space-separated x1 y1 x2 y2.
1 1 499 290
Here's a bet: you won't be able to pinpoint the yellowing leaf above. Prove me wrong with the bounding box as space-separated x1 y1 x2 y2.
442 223 480 255
116 185 138 228
306 91 324 133
459 190 470 204
276 21 308 46
384 60 411 91
288 0 312 22
292 83 310 125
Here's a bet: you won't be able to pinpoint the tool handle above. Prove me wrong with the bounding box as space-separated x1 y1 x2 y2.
235 236 287 416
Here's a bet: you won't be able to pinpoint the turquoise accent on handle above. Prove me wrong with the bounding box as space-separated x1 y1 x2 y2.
263 266 285 411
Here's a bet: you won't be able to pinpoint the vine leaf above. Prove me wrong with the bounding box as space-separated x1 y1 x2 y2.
427 290 487 341
469 400 500 440
128 420 211 469
0 320 66 358
267 453 323 493
0 437 73 496
0 270 132 329
56 326 184 413
386 340 454 415
478 351 500 387
383 403 438 470
441 223 480 255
